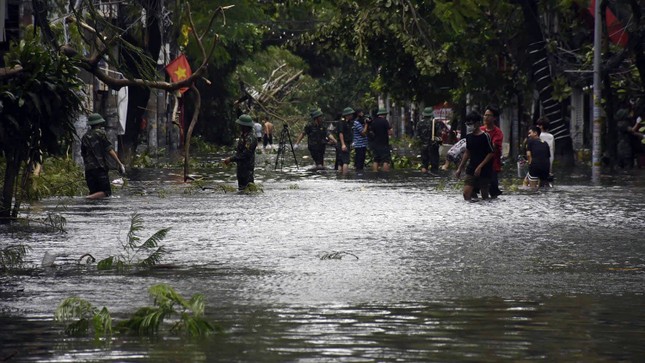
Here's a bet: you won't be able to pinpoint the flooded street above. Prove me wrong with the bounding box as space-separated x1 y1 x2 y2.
1 151 645 362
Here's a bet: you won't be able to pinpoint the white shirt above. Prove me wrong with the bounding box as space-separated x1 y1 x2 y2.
540 132 555 170
254 122 263 138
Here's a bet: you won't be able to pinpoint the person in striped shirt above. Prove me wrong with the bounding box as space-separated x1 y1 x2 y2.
352 109 369 171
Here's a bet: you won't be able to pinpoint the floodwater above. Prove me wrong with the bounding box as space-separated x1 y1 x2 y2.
1 150 645 362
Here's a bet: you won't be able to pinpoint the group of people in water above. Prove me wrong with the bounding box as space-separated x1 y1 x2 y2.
80 105 555 199
294 107 394 173
223 105 556 199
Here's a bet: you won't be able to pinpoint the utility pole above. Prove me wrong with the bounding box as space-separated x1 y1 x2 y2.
592 0 602 183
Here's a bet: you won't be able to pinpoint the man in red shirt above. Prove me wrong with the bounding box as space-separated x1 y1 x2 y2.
481 105 503 198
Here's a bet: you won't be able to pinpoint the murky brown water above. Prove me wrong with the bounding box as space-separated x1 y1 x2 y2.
1 150 645 362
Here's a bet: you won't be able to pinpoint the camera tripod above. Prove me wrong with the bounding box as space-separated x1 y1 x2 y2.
274 124 299 170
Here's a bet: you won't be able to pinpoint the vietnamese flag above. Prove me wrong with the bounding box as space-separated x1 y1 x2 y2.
165 54 192 93
588 0 628 47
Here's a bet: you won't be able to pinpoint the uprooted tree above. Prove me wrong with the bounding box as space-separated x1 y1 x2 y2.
0 0 230 221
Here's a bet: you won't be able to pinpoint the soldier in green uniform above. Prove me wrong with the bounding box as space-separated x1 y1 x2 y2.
337 107 355 174
416 107 446 175
224 114 258 190
81 113 126 199
295 109 337 169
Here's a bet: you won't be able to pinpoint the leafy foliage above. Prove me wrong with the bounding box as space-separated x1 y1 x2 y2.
0 244 31 271
117 284 216 337
55 284 217 339
0 36 84 158
97 213 170 271
242 182 263 193
1 34 85 219
55 297 113 338
23 156 88 201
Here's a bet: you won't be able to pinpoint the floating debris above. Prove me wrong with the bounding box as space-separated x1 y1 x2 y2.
319 251 359 260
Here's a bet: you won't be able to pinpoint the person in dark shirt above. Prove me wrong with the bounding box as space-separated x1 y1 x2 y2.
455 111 495 201
81 113 126 199
525 126 551 190
337 107 355 174
223 114 258 190
368 108 393 171
295 109 337 169
416 107 447 175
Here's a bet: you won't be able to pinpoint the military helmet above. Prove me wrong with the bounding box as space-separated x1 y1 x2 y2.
311 109 323 119
87 113 106 125
235 114 254 127
376 108 388 116
342 107 355 116
422 107 434 118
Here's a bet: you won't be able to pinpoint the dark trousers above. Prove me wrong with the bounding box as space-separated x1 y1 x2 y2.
85 168 112 196
309 146 325 166
421 144 440 173
236 164 254 190
354 147 367 170
489 171 501 197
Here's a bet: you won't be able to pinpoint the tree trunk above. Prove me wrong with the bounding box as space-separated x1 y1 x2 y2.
118 1 163 161
0 152 20 222
184 85 201 181
518 0 575 166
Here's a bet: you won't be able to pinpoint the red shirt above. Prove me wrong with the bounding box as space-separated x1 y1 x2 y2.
480 125 503 172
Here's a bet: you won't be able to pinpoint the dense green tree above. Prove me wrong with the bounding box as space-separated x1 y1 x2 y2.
1 0 224 218
0 37 84 221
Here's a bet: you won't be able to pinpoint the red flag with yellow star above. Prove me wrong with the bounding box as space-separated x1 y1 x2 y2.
165 54 192 94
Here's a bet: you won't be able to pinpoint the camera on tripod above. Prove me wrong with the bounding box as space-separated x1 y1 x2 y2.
274 122 298 170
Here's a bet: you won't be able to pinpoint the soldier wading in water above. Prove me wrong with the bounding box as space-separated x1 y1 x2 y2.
295 108 337 170
81 113 126 199
224 114 258 190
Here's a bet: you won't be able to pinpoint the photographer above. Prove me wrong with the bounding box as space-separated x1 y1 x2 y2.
335 107 356 174
417 107 447 175
352 109 370 171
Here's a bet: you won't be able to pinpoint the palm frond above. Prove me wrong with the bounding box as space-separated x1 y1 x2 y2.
178 316 216 336
139 308 166 335
64 318 90 336
187 294 205 317
96 256 115 270
92 307 113 338
137 227 171 250
126 213 144 248
148 283 186 309
115 306 156 335
138 246 167 269
55 297 95 322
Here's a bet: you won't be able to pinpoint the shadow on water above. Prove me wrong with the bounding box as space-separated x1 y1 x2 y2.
1 150 644 362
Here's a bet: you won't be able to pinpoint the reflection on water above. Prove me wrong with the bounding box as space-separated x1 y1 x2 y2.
1 154 644 362
1 296 643 362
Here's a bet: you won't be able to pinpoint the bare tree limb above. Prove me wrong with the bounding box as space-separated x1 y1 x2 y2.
0 66 24 81
2 1 230 92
